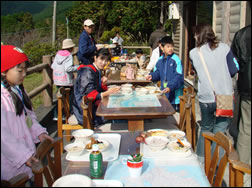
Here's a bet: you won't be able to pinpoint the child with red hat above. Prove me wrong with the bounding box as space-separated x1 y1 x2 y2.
1 45 53 183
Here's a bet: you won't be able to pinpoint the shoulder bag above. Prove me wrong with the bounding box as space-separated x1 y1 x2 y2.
198 48 233 117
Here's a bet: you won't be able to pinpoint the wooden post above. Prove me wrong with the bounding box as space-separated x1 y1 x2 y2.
42 55 53 106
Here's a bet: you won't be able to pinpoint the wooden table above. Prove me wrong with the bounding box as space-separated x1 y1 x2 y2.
106 69 151 86
63 131 140 178
96 95 176 131
63 131 210 186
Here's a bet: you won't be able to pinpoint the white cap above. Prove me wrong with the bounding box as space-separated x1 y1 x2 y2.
84 19 95 26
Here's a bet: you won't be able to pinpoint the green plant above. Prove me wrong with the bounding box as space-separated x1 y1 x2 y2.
22 40 56 67
128 154 143 162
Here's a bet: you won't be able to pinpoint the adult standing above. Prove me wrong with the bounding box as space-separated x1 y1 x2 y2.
77 19 97 65
113 32 124 46
189 24 239 163
231 24 251 164
149 23 167 50
146 38 163 71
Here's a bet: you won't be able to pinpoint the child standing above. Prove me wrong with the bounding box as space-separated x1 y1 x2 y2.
51 38 79 120
1 45 53 182
135 48 147 69
146 36 184 112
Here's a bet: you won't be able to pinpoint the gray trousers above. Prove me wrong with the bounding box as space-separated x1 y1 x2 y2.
236 96 251 164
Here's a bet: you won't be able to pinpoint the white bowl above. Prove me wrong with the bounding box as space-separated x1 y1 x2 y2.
167 130 185 141
167 140 191 153
72 129 94 143
52 174 92 187
121 87 133 95
121 83 133 88
145 136 169 151
147 129 169 137
64 142 85 156
135 88 148 95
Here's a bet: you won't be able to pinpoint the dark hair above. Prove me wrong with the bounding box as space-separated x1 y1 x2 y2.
135 48 143 54
160 36 174 47
1 63 32 116
192 23 219 50
94 48 111 62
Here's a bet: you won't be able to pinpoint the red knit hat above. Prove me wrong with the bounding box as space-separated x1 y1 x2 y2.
1 45 29 73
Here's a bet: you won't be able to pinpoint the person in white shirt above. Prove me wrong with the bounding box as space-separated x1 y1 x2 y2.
113 32 124 46
146 39 163 71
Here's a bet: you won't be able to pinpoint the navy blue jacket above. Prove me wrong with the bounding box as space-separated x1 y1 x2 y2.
150 53 184 105
73 65 107 125
77 30 97 65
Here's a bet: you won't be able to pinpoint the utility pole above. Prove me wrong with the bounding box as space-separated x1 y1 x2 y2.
66 17 69 38
52 1 56 46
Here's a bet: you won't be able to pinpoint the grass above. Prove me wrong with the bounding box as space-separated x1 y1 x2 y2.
23 72 57 110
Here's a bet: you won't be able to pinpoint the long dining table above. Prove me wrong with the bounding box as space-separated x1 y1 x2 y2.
63 131 211 187
96 94 176 131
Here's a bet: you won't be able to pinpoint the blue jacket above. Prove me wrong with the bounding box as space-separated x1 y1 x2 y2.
73 65 107 125
77 30 97 65
150 53 184 105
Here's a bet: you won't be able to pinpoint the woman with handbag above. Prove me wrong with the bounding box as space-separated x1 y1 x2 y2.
189 24 239 163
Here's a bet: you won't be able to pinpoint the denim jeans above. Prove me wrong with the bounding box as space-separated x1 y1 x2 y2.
196 102 231 163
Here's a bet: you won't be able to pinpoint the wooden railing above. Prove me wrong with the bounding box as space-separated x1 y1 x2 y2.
27 45 151 107
27 55 53 107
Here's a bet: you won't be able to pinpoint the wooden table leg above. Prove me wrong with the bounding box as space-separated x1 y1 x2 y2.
128 119 144 131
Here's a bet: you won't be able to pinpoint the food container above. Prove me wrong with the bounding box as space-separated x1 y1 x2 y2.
167 130 185 141
121 87 133 95
135 88 148 95
144 136 169 151
121 83 133 88
72 129 94 143
145 86 156 94
64 142 85 156
167 140 191 153
52 174 92 187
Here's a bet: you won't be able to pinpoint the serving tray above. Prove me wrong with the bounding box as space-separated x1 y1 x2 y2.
66 133 121 162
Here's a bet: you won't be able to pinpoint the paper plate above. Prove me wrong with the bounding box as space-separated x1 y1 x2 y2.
147 129 169 137
85 139 110 152
52 174 92 187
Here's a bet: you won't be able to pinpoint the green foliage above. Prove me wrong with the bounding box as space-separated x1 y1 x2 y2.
23 73 43 110
22 40 56 67
1 12 34 34
128 154 143 162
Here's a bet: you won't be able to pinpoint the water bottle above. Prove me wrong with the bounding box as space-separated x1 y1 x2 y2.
89 144 103 178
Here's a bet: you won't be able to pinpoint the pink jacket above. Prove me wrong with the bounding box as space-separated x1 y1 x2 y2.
1 86 48 181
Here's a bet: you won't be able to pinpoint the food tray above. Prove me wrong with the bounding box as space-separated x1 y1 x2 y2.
66 133 121 162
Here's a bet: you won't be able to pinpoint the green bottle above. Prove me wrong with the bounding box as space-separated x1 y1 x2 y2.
89 144 103 178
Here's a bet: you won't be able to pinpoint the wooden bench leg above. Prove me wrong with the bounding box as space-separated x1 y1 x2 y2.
128 119 144 131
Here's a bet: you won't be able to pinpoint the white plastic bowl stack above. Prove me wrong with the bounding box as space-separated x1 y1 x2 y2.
145 136 169 151
72 129 94 144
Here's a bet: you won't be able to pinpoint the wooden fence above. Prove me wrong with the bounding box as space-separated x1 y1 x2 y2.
27 46 151 107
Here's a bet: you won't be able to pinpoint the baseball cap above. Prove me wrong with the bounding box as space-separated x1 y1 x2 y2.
1 45 29 73
83 19 95 26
